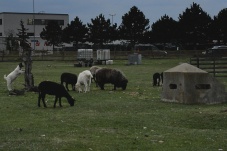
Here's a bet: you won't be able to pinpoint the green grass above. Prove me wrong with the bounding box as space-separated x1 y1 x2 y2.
1 58 227 151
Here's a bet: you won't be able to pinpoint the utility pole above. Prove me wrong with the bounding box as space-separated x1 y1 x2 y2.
33 0 35 50
109 13 116 26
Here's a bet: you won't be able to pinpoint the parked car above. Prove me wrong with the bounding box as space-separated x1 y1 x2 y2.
134 44 167 58
151 49 167 57
202 45 227 57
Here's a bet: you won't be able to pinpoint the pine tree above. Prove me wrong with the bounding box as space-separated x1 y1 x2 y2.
62 16 88 49
17 20 35 91
119 6 150 49
87 14 116 48
40 21 62 50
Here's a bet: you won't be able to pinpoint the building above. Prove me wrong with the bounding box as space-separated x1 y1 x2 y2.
0 12 69 51
161 63 227 104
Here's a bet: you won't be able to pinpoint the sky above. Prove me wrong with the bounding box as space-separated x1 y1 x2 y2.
0 0 226 26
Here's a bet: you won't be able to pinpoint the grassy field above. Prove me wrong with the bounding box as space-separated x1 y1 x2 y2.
1 58 227 151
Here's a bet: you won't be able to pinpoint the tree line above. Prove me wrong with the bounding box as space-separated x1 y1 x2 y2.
5 2 226 52
40 3 227 51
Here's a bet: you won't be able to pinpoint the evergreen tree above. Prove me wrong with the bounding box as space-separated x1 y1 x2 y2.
87 14 116 48
212 8 227 44
62 17 88 49
151 14 178 47
5 30 19 51
40 21 62 50
17 20 35 91
17 20 30 54
119 6 149 49
178 2 212 49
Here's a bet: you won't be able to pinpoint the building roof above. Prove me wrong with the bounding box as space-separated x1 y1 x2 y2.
164 63 207 73
0 12 68 16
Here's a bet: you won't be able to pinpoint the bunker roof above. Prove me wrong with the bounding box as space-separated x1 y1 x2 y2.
164 63 207 73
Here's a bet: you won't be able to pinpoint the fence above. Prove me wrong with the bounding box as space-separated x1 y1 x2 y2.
0 50 129 62
190 57 227 77
0 49 192 62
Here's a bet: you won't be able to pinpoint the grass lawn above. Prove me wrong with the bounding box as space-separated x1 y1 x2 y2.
0 58 227 151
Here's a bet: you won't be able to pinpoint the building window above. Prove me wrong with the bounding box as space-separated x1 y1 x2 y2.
56 20 64 25
169 84 177 89
27 19 34 25
0 19 2 25
27 19 64 25
41 19 45 25
34 19 42 25
0 33 2 36
27 33 34 36
45 19 64 25
195 84 211 89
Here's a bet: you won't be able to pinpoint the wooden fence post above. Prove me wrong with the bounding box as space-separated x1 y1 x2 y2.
196 57 199 68
213 57 216 77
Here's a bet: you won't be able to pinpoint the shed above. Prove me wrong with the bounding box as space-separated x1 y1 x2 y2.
161 63 227 104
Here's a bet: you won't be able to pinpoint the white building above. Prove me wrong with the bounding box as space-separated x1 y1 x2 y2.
0 12 69 51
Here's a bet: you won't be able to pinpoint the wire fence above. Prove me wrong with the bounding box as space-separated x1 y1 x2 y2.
0 50 197 62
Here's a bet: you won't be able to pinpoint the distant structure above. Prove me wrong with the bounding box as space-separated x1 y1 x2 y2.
128 53 142 65
97 49 111 64
76 49 93 67
0 12 69 51
161 63 227 104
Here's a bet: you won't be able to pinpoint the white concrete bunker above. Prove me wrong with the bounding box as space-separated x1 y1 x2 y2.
161 63 227 104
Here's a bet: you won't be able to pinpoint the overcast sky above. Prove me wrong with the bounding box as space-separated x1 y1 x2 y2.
0 0 226 25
